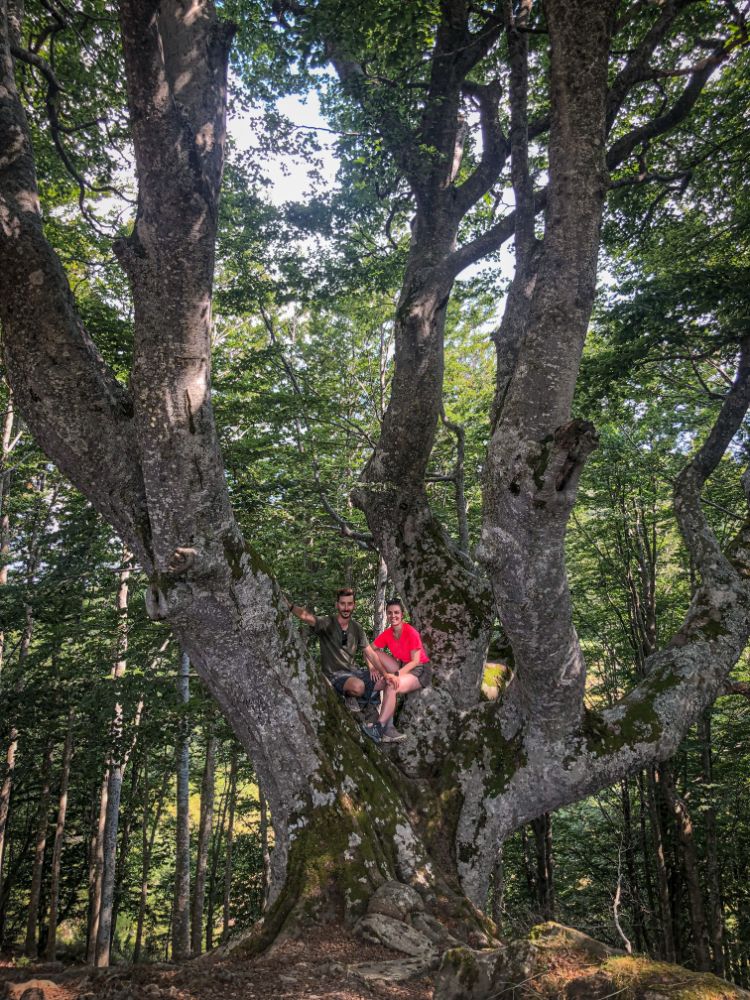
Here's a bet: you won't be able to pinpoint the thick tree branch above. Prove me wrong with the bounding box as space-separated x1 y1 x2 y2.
673 338 750 586
505 0 534 269
606 36 742 172
605 0 693 131
452 79 508 218
116 0 240 576
0 0 147 554
458 371 750 905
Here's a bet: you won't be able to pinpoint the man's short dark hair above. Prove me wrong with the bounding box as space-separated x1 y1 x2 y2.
336 588 356 601
385 598 404 611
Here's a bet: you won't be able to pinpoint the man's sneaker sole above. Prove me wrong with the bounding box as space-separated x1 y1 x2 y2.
344 697 362 713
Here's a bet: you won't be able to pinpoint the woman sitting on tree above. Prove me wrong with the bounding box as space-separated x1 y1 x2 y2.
363 599 431 745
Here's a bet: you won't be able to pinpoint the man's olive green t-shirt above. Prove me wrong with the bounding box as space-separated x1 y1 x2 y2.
312 615 369 679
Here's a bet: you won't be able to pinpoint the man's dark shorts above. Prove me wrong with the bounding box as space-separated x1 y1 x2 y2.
332 668 377 702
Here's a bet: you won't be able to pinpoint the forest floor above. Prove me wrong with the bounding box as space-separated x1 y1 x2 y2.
3 924 749 999
0 929 432 1000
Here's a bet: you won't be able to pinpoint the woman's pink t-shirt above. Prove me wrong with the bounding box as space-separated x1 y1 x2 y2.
373 622 429 664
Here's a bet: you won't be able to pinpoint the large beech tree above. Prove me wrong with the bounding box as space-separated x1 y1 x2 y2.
2 0 750 941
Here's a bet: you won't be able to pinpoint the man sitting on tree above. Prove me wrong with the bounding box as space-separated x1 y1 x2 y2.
286 588 397 724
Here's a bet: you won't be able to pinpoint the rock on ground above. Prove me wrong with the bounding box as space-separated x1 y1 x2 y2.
433 921 750 1000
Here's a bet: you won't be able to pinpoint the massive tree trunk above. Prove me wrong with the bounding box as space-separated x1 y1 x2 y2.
2 0 750 946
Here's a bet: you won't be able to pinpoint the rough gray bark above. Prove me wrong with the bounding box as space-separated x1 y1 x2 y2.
191 726 217 955
45 709 74 960
173 651 191 961
2 0 750 937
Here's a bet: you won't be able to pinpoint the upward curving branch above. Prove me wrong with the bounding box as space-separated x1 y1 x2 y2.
0 0 147 552
116 0 239 574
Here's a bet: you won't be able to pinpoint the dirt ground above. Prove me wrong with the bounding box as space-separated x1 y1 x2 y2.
0 930 434 1000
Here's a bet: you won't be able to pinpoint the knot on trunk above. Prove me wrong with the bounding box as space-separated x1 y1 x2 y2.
550 419 598 493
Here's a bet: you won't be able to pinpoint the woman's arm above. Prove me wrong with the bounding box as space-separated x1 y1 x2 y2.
399 651 422 675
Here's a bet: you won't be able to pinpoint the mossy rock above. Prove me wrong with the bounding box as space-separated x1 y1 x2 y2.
569 954 750 999
529 925 750 1000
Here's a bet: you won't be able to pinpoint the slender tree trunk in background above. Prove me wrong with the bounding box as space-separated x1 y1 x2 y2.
647 768 676 962
637 772 659 953
531 813 555 921
111 760 139 953
260 785 272 912
172 651 191 961
45 711 74 960
519 826 536 908
0 607 32 922
698 710 725 978
491 846 504 929
374 555 388 636
0 730 16 925
222 747 237 944
133 765 169 965
87 773 109 963
661 763 711 971
191 727 216 956
621 778 646 952
24 742 53 957
206 782 228 952
0 399 14 915
0 389 17 673
95 555 133 967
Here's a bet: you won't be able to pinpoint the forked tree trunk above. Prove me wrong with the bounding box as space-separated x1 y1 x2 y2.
2 0 750 948
45 710 74 960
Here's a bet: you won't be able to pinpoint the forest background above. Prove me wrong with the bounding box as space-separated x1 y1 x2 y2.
1 0 750 987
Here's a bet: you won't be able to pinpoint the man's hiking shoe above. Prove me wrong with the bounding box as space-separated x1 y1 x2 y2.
362 722 384 743
344 696 362 714
380 725 407 743
362 704 380 724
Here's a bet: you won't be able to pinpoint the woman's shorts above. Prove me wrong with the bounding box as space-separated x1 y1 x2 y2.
408 664 433 689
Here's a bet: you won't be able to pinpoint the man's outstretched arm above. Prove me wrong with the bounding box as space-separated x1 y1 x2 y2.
284 596 317 628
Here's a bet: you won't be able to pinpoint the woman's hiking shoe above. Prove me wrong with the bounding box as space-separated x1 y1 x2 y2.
362 722 384 743
380 725 407 743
